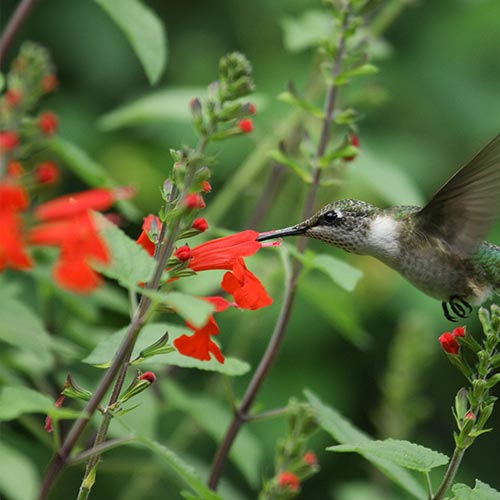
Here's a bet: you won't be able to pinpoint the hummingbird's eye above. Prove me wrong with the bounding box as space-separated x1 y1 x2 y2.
323 211 338 224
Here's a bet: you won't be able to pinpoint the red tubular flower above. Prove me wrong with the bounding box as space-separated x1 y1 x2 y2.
185 193 205 209
221 257 273 310
439 332 460 355
453 326 466 337
0 183 32 271
42 74 58 93
39 111 59 135
6 89 23 107
0 130 20 151
192 217 208 232
238 118 254 133
202 181 212 193
278 471 300 492
136 214 162 256
189 230 262 272
30 212 110 293
140 371 157 383
35 187 134 221
175 244 192 261
35 161 60 185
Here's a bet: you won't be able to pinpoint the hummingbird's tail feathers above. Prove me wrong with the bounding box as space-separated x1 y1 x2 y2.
417 134 500 257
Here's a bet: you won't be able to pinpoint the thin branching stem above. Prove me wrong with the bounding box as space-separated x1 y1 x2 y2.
432 446 466 500
207 9 351 491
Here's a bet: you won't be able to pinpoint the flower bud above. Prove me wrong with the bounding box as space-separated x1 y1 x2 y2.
278 471 300 492
202 181 212 193
192 218 208 232
42 74 58 93
344 135 360 161
238 118 254 133
185 193 206 209
439 332 460 355
139 371 157 384
175 245 193 261
35 161 60 184
0 130 20 151
39 111 59 135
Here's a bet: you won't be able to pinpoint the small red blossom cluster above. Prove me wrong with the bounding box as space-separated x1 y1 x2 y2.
439 326 466 355
0 182 133 292
137 217 275 363
278 471 300 492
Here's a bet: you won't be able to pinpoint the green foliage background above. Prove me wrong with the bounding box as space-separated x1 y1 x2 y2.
1 0 500 498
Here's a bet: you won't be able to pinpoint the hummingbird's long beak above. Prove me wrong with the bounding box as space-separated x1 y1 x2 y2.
257 224 307 242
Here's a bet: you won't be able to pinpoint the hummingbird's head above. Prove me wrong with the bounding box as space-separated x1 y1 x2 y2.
258 199 383 254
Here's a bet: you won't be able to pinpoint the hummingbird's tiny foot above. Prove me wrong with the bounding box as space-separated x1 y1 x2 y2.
443 295 472 322
442 302 458 322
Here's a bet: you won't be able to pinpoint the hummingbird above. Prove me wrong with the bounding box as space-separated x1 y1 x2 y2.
257 134 500 321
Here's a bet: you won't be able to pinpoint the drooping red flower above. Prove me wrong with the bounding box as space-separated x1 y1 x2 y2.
278 471 300 492
136 214 162 256
238 118 254 133
189 230 262 272
6 89 23 107
35 187 134 221
439 332 460 355
29 212 110 293
35 161 60 184
185 193 205 209
0 183 32 271
0 130 20 151
192 217 208 232
221 257 273 310
39 111 59 135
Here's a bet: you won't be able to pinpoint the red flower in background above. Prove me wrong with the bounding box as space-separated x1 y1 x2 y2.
278 471 300 492
137 214 162 256
35 161 60 185
0 130 20 151
439 332 460 355
38 111 59 135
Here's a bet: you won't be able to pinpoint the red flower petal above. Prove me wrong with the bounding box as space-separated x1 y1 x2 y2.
136 214 162 256
439 332 460 355
54 251 103 293
278 471 300 491
0 211 32 271
174 330 225 363
221 258 272 310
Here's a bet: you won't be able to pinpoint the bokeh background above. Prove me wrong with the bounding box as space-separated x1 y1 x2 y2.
1 0 500 498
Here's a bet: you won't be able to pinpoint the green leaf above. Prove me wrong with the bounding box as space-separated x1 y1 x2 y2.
318 145 359 166
0 386 81 421
94 213 157 288
47 136 140 220
335 64 378 85
0 441 39 500
305 390 427 499
268 149 312 183
134 434 223 500
93 0 167 84
328 439 448 473
277 91 324 118
142 291 214 329
98 87 203 130
83 323 251 375
0 286 54 363
306 252 363 292
453 480 500 500
162 380 262 486
280 10 333 53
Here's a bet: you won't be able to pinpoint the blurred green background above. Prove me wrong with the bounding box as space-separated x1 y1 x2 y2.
1 0 500 499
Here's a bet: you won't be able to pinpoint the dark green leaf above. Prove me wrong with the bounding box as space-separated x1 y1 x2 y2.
47 136 140 220
93 0 167 84
83 323 250 375
305 390 427 499
0 442 39 500
163 380 262 486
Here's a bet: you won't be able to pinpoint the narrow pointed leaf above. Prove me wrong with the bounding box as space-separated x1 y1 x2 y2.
277 91 324 118
93 0 167 84
268 149 313 183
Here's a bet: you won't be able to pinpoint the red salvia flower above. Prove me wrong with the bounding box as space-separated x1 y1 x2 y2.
238 118 254 133
136 214 162 256
221 257 273 310
35 187 134 221
189 230 262 272
201 181 212 193
185 193 205 209
439 332 460 355
0 130 20 151
278 471 300 492
192 217 208 232
453 326 466 337
39 111 59 135
35 161 60 185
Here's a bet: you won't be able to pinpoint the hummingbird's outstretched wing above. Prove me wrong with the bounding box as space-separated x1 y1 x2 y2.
416 134 500 256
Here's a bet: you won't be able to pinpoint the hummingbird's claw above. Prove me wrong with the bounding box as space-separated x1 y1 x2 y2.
442 296 472 322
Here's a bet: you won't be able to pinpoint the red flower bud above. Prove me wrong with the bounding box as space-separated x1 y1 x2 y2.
303 451 318 466
202 181 212 193
0 130 20 151
6 89 23 107
439 332 460 355
175 245 193 261
185 193 206 209
278 471 300 492
345 134 360 161
42 74 58 93
192 217 208 232
139 371 156 384
249 103 257 115
39 111 59 135
238 118 254 133
464 411 476 421
35 161 60 185
453 326 466 337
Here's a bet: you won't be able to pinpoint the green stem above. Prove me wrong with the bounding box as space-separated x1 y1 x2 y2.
432 446 466 500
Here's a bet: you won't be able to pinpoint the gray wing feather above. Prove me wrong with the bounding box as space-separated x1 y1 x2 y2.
417 134 500 256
